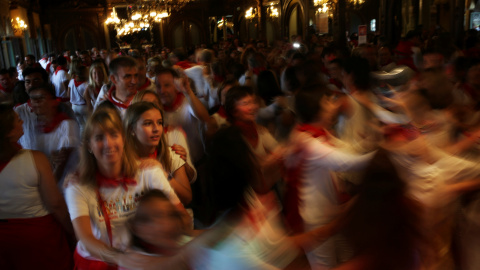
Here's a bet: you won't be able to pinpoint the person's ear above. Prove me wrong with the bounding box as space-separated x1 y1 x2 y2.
110 74 117 85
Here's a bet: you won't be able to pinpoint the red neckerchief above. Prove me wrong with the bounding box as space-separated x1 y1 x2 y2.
54 66 68 75
96 171 137 191
107 85 134 109
73 79 84 87
176 61 194 70
148 149 158 159
138 79 151 91
36 112 70 133
45 63 52 74
296 123 329 140
163 93 185 112
94 86 101 95
234 120 258 148
0 143 22 173
252 67 266 75
216 106 227 119
0 84 11 94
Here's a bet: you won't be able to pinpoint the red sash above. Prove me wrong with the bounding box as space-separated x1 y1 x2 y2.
216 106 227 119
163 93 185 112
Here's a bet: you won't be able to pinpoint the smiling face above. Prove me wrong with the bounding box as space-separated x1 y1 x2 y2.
134 108 163 149
111 66 139 97
233 94 258 122
92 67 105 86
88 124 124 169
133 197 183 251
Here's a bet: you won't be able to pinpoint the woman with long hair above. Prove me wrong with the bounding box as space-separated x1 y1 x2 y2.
0 103 73 269
124 101 192 205
84 61 109 113
65 106 186 269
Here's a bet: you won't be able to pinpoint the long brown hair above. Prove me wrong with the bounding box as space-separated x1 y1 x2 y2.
124 101 172 174
78 107 138 186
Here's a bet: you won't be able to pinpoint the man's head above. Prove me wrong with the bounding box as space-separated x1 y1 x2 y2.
109 56 139 96
24 55 36 67
57 56 67 67
131 55 147 86
154 68 178 107
29 85 58 116
80 50 92 66
23 67 48 93
99 49 108 59
0 69 14 91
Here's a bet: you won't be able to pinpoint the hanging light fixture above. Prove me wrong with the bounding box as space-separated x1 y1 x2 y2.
11 17 28 34
245 7 256 20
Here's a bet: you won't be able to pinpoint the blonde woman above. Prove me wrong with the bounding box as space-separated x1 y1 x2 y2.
124 101 192 205
65 106 186 269
84 61 108 113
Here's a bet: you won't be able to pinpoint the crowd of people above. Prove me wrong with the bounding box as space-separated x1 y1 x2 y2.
2 29 480 269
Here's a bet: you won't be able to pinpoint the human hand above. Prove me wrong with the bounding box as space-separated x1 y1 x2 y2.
172 144 187 161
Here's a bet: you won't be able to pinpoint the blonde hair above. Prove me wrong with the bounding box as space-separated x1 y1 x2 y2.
88 62 108 89
132 89 163 109
79 107 138 186
124 101 172 174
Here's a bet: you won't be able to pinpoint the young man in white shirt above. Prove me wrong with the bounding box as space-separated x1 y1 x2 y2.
94 56 138 115
51 56 70 103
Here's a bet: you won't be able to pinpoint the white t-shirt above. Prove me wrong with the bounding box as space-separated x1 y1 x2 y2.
0 149 49 219
51 69 70 99
250 125 278 158
184 66 218 109
94 85 129 117
69 79 88 105
168 147 186 179
65 165 181 260
165 127 197 183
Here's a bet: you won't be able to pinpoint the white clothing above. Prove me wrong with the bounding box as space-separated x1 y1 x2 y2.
39 58 48 69
251 125 278 158
211 113 228 129
15 103 36 149
184 66 218 109
94 85 129 117
285 130 374 268
164 96 205 164
0 149 49 219
51 69 70 99
239 73 258 87
93 84 110 110
65 165 181 260
167 147 186 179
165 127 197 183
69 79 88 105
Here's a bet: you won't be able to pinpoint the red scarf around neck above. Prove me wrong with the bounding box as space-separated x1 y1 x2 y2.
234 120 258 148
163 93 185 112
107 85 134 109
0 143 22 173
148 149 158 159
216 106 227 119
96 171 137 191
73 79 85 87
37 112 70 133
54 66 68 75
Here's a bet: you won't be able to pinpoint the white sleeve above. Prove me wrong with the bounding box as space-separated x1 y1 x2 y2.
60 70 69 83
94 86 108 110
169 148 186 174
306 139 374 171
57 120 80 149
166 129 197 183
144 167 181 205
65 183 91 220
258 126 278 153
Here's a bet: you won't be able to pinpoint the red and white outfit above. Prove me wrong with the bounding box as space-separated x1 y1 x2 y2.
39 57 48 69
51 66 70 102
69 79 89 131
164 93 205 164
0 149 72 269
94 85 133 117
65 165 181 267
284 124 374 269
211 106 229 130
164 126 197 183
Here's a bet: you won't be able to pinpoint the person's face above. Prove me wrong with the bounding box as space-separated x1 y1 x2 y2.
133 198 183 250
88 125 124 168
161 51 167 59
327 63 341 80
100 50 108 59
136 60 147 83
141 92 162 109
25 73 44 92
92 67 104 85
0 74 12 89
155 73 177 107
80 54 92 65
7 113 24 142
233 94 258 122
24 57 33 66
134 109 163 149
220 85 232 105
29 88 56 116
111 66 138 96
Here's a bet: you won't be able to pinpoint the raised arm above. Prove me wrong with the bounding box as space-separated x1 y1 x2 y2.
178 77 211 124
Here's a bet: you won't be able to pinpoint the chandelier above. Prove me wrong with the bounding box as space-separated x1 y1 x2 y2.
313 0 365 12
267 4 279 18
106 0 194 37
11 17 28 34
245 7 257 20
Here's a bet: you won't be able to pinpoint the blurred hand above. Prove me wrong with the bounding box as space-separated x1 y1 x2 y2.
172 144 187 161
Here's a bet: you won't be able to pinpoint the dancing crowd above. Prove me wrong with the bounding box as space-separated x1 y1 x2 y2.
3 29 480 270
